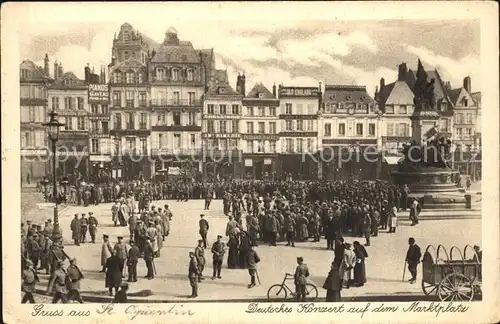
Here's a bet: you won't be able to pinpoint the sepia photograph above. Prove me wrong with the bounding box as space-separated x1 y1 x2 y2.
2 2 499 324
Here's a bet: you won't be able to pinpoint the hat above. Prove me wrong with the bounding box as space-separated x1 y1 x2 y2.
117 236 123 239
217 235 222 239
70 257 76 263
130 240 135 244
74 213 79 217
57 260 64 266
89 212 93 215
27 220 32 223
198 239 203 243
189 252 195 256
297 257 304 261
200 214 205 217
103 234 109 238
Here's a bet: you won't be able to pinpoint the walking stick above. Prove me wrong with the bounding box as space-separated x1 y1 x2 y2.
255 269 261 285
152 258 157 275
402 260 407 282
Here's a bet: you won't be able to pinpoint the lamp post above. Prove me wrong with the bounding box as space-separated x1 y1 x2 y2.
42 109 65 244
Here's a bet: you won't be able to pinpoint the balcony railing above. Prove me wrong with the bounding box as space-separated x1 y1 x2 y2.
125 100 134 108
139 123 148 130
150 99 168 106
168 99 202 107
89 129 110 135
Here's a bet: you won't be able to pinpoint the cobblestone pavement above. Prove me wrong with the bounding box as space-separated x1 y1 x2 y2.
31 199 481 302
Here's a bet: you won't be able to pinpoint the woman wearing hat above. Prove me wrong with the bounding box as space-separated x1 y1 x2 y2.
323 261 343 302
352 241 368 287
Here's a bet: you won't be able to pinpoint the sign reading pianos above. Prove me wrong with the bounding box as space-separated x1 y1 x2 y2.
88 84 109 102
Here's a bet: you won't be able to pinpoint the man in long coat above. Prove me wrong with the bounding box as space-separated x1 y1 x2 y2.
66 258 84 303
246 245 260 288
194 240 206 281
70 214 81 246
105 250 122 296
199 214 209 249
100 234 113 273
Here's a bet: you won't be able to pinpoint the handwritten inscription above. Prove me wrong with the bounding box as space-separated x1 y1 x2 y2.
96 303 195 319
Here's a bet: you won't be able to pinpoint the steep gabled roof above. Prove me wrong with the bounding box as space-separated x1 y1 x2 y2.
377 82 395 105
19 60 52 82
323 85 375 104
214 69 228 83
110 58 147 72
427 70 451 104
50 72 86 89
471 92 481 107
151 43 200 63
206 81 241 97
447 88 463 106
245 83 276 99
384 81 414 105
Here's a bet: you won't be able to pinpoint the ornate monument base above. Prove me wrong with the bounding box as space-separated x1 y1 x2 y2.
391 168 460 193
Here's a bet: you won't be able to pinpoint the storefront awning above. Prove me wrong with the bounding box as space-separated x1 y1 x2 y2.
384 156 402 165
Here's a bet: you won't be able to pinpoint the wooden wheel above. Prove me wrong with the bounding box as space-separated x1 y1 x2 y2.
438 273 474 302
421 280 438 296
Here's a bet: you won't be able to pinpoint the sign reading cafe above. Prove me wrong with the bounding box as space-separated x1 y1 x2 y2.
88 84 109 102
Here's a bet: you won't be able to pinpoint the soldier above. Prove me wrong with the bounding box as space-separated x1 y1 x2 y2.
211 235 225 279
88 212 98 243
247 245 260 288
41 233 53 274
248 215 260 247
47 260 68 303
284 213 296 247
194 240 206 282
143 238 155 280
48 242 66 277
66 258 84 303
188 252 199 298
225 215 238 238
199 214 209 249
127 211 138 242
362 211 372 246
100 234 113 273
204 189 212 210
26 234 41 272
294 256 310 301
127 240 140 282
70 214 81 246
114 236 127 276
21 260 39 303
80 213 89 243
111 201 120 226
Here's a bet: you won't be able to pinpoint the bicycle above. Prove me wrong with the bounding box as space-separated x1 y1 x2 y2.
267 273 318 301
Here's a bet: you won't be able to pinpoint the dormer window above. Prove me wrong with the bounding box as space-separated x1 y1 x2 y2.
356 103 362 110
441 103 447 111
113 72 122 84
339 102 345 110
258 93 264 99
64 79 72 86
126 72 134 84
464 99 468 107
329 95 336 100
346 95 352 101
172 69 179 81
156 68 165 81
21 69 29 79
124 51 130 60
138 73 143 84
187 69 193 81
123 31 129 42
218 87 226 94
361 95 366 100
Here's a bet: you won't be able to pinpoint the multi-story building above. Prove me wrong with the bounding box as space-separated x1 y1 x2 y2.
240 81 280 180
48 62 90 180
86 65 112 182
320 85 379 180
278 85 321 180
20 55 52 180
149 28 210 177
202 77 243 179
109 23 155 180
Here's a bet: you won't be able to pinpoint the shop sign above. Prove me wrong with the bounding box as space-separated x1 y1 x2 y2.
279 87 318 97
88 84 109 102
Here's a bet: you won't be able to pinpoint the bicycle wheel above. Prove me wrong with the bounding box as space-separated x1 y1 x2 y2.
267 284 288 301
305 283 318 300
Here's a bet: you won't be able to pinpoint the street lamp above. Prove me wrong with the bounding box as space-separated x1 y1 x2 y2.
42 109 65 244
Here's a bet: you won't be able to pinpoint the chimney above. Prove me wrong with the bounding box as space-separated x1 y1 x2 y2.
463 76 471 93
44 54 50 77
241 72 246 97
53 60 59 79
398 62 408 81
272 83 277 97
445 81 451 90
58 63 63 78
100 66 106 84
236 73 241 94
111 56 116 66
84 63 91 83
380 77 385 90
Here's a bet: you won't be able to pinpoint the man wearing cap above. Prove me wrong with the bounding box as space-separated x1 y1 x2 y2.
194 239 206 281
127 211 138 242
100 234 113 273
143 238 155 280
88 212 99 244
199 214 209 249
211 235 225 279
204 188 212 210
66 258 84 303
40 233 53 274
22 260 39 303
111 201 120 226
247 245 260 288
70 214 81 246
294 257 310 301
114 236 127 276
188 252 199 298
44 219 53 236
127 240 140 282
26 234 41 272
405 237 421 284
80 213 89 244
47 260 68 303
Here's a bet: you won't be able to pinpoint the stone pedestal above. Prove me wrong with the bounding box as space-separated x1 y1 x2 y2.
392 169 459 192
410 109 440 145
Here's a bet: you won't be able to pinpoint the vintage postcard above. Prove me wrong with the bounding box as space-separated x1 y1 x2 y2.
2 2 499 323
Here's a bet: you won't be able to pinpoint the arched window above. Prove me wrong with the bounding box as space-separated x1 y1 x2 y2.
126 71 134 84
156 68 165 81
113 71 122 83
172 68 179 81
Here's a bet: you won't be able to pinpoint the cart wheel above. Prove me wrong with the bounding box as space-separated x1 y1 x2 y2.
305 283 319 300
267 284 287 301
438 273 474 302
421 280 438 296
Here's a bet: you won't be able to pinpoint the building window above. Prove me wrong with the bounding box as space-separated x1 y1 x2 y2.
113 72 122 84
64 117 73 130
258 122 265 134
286 138 294 153
220 105 227 115
140 113 147 129
385 106 394 114
77 117 85 130
339 102 345 110
466 113 473 124
188 112 196 125
307 139 314 152
126 91 134 108
285 120 292 131
157 112 166 125
126 113 134 129
269 122 276 134
207 104 214 114
398 105 407 114
296 120 303 131
306 120 313 131
91 139 99 153
387 123 394 136
285 103 292 114
356 123 363 136
247 141 253 153
338 123 346 136
232 120 239 133
247 107 254 116
187 69 194 81
126 72 134 84
296 139 303 153
439 119 449 132
190 134 196 147
465 128 472 137
114 114 122 130
52 97 60 110
21 69 29 79
158 134 165 148
255 140 263 153
173 134 181 149
269 141 276 153
464 99 468 107
172 69 179 81
102 104 108 115
188 92 196 105
207 120 215 133
156 68 165 81
219 120 227 133
139 92 147 107
137 73 143 84
173 112 181 126
307 104 315 114
269 107 276 116
456 128 462 138
369 123 376 136
441 103 447 111
90 120 98 131
102 121 108 133
324 123 331 137
91 104 98 114
296 104 303 114
232 104 239 115
140 138 147 154
247 122 254 133
172 92 180 104
113 91 121 107
75 97 83 110
397 123 408 137
258 107 265 116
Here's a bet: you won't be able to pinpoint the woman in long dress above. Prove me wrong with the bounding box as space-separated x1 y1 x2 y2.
353 241 368 287
105 250 122 296
227 235 240 269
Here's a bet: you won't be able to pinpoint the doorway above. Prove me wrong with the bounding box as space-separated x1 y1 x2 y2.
255 160 264 180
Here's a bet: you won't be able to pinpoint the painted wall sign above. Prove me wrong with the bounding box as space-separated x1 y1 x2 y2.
88 84 109 102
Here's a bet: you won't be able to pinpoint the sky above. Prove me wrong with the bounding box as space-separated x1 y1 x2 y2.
16 3 481 96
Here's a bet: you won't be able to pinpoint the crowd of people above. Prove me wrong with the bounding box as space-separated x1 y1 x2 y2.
23 178 429 303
